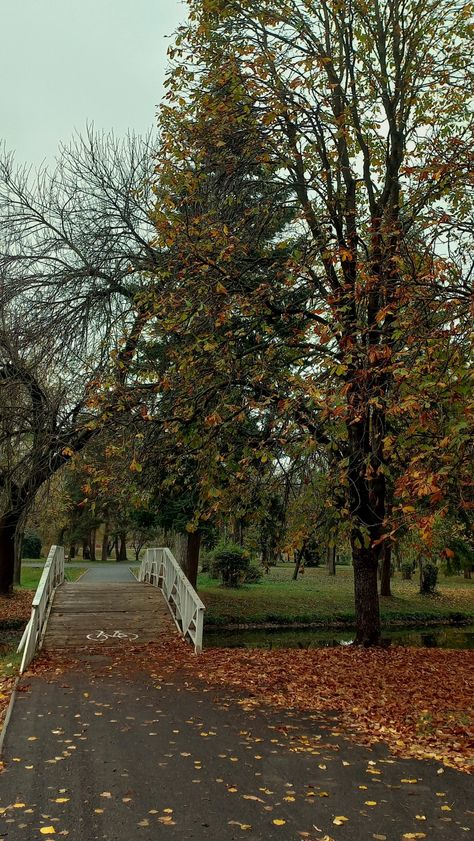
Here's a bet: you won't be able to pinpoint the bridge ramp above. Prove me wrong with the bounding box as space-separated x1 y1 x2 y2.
42 582 173 649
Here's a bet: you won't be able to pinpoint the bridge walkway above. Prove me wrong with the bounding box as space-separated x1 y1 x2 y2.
42 581 174 650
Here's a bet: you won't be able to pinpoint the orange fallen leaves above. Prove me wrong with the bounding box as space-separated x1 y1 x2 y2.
21 634 474 774
0 589 32 625
195 645 474 773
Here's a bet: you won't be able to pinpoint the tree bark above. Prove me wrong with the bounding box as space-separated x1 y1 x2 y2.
101 520 109 562
0 509 21 595
186 530 201 589
292 547 304 580
174 533 188 571
352 539 381 645
89 529 96 561
380 542 392 597
117 531 127 561
326 544 336 575
232 517 244 546
13 528 23 586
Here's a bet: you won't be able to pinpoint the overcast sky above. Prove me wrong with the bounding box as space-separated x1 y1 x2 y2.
1 0 187 167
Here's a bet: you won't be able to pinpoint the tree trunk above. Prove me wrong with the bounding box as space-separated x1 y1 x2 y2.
13 528 23 586
326 544 336 576
232 517 244 546
464 564 472 580
186 530 201 589
118 531 127 561
380 542 392 597
0 509 20 595
101 521 109 562
394 541 402 572
352 539 381 645
174 533 188 571
292 547 304 580
89 529 96 561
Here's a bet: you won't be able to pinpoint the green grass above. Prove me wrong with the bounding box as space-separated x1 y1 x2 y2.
0 648 21 678
198 564 474 627
20 566 87 589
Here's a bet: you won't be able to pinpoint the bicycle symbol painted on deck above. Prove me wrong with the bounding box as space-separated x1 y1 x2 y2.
86 630 139 642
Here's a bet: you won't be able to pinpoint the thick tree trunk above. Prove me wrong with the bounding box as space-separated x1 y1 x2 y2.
117 531 127 561
326 544 336 576
0 509 20 595
186 530 201 589
380 542 392 597
174 533 188 571
352 539 381 645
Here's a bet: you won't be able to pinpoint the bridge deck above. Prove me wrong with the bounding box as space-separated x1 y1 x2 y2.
42 582 174 649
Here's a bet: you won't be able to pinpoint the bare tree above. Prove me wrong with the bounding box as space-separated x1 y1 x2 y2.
0 128 163 593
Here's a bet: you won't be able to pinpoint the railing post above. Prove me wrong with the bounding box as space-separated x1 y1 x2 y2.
195 607 204 654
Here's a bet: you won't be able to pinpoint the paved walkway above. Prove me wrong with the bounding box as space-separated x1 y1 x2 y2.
1 666 472 840
77 564 137 583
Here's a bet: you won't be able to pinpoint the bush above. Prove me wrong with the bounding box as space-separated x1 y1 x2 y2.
199 549 213 574
401 561 413 580
22 532 42 559
211 542 250 587
244 564 263 583
420 561 438 594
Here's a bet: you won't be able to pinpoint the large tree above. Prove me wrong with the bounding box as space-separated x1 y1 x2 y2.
152 0 472 642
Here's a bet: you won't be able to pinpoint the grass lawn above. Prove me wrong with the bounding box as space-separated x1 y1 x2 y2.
20 566 87 589
198 564 474 627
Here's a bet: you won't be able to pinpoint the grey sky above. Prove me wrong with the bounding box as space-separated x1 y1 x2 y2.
1 0 187 167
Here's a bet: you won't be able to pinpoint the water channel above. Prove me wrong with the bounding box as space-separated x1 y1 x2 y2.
204 624 474 650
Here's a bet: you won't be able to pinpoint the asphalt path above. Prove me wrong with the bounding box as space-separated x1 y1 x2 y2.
1 667 472 840
76 565 137 583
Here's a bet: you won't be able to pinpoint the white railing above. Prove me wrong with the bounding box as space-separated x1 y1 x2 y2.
138 547 205 653
17 545 65 674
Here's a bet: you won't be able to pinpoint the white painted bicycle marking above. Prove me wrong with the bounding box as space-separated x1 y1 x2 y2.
86 630 139 642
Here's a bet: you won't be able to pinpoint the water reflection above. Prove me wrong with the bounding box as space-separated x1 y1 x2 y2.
205 625 474 651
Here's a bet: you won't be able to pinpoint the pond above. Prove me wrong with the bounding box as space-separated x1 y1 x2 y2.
204 624 474 650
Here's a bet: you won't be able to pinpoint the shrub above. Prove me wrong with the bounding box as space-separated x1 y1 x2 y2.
244 564 263 583
420 561 438 594
22 531 42 559
211 542 250 587
199 549 213 574
401 561 413 580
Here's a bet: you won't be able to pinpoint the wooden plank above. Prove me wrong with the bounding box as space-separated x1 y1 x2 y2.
42 580 175 651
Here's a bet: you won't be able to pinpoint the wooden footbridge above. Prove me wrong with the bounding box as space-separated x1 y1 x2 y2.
18 546 205 673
